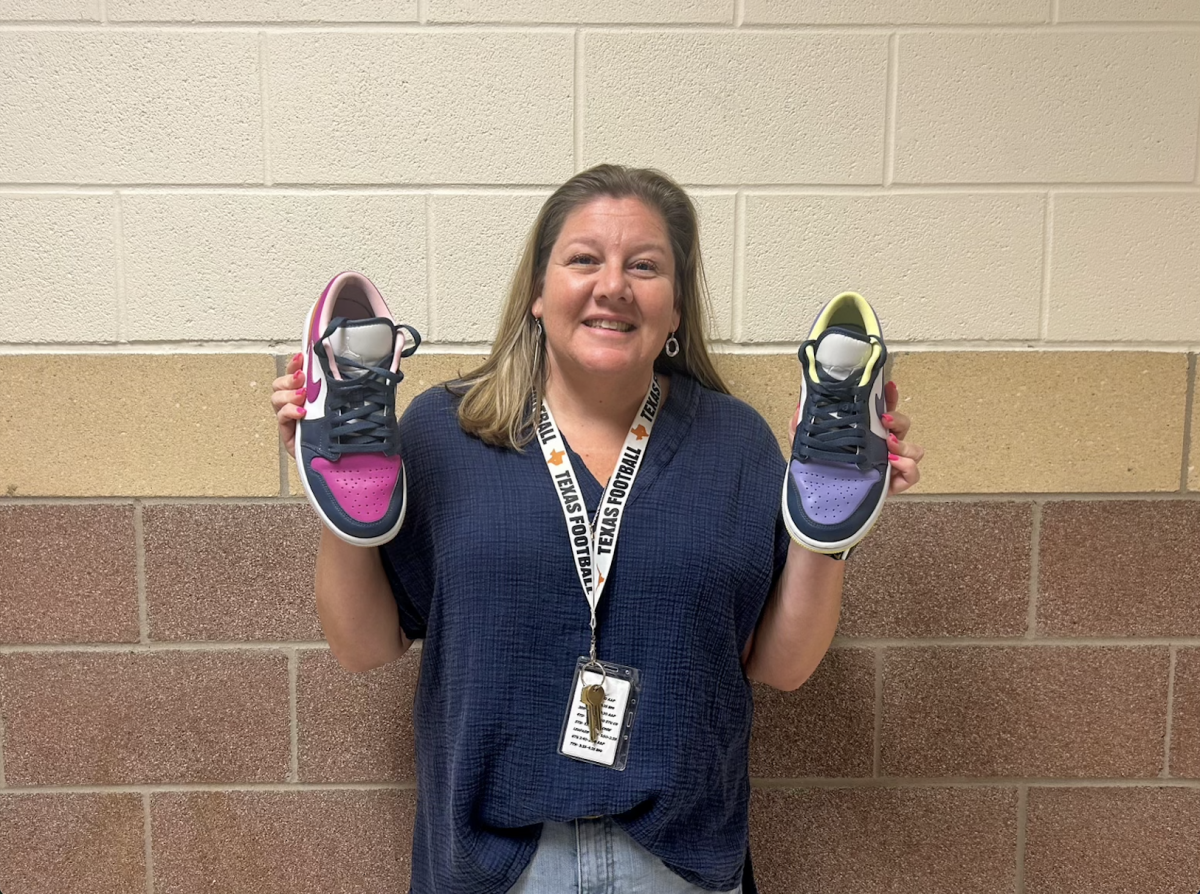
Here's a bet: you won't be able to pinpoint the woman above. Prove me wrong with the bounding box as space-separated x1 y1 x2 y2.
272 164 922 893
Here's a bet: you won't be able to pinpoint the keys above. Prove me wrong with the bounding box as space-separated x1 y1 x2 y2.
581 683 606 743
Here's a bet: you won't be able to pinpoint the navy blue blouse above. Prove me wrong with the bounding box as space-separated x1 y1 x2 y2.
381 374 791 893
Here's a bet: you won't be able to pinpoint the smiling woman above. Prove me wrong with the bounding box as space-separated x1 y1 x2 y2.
270 163 922 894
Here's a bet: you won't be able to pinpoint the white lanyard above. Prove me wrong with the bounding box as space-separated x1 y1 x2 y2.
536 376 662 659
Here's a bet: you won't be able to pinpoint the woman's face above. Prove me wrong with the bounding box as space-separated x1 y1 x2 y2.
532 196 680 387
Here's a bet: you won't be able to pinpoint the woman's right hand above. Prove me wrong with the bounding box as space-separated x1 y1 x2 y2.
271 351 307 458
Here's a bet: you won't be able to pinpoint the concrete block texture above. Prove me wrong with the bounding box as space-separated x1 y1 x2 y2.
428 0 729 22
1025 788 1200 894
1060 0 1200 21
0 354 279 497
297 646 420 782
750 788 1018 894
143 503 324 641
1039 502 1200 637
583 32 887 185
0 794 145 894
1172 649 1200 777
744 0 1046 23
0 195 118 343
893 351 1188 493
881 646 1170 777
741 193 1044 342
0 0 96 18
151 790 415 894
748 648 875 778
841 501 1032 638
430 192 734 342
894 32 1200 183
1048 194 1200 341
267 32 573 185
430 193 550 342
0 651 290 784
108 0 417 21
0 31 261 184
0 505 138 644
121 194 426 341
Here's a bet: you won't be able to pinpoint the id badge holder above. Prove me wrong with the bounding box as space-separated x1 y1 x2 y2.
558 657 641 771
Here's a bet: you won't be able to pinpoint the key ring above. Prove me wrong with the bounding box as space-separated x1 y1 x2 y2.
582 659 607 689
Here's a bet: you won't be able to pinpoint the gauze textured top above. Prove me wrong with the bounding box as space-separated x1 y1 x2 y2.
380 374 790 893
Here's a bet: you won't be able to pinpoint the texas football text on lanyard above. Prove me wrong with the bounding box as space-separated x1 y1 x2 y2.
537 375 660 771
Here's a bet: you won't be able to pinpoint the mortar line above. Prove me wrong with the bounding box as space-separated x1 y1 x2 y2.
1 781 419 794
142 792 155 894
1180 353 1196 493
0 698 7 787
97 0 106 23
275 353 290 496
259 32 272 186
417 0 427 24
0 642 331 653
114 191 127 342
733 0 744 27
1026 501 1042 638
574 30 585 171
1050 0 1059 24
6 182 1200 196
730 192 746 341
425 196 436 339
5 21 1200 33
872 648 883 778
1015 786 1028 894
8 338 1200 354
883 32 897 186
748 777 1200 789
288 648 300 783
134 502 149 643
828 636 1194 648
1162 645 1178 777
1039 194 1053 339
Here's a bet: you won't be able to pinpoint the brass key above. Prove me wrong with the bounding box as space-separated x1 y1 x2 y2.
581 683 606 743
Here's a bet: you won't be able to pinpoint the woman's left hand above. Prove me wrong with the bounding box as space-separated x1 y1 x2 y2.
881 380 923 495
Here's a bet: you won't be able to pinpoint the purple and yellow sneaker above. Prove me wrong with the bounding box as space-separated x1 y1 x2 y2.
783 292 888 557
297 272 420 547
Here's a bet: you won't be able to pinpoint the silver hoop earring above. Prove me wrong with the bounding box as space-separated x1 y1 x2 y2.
534 317 544 337
665 332 680 358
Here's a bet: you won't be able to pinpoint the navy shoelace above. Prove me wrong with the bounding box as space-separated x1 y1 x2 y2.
795 339 876 471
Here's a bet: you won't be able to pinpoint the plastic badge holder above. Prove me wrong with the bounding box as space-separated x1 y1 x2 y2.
558 657 641 771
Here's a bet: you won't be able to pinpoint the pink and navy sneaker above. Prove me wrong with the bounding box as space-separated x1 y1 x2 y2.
783 292 889 557
297 272 420 547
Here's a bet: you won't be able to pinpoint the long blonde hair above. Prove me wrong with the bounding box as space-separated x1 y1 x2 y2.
452 164 729 448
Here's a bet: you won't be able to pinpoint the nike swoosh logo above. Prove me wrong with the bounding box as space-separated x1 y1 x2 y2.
306 351 322 404
874 389 886 421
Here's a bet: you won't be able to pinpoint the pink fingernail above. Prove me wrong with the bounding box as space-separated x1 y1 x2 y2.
295 387 305 397
297 407 307 417
889 433 898 443
292 351 302 363
882 414 893 424
888 452 900 461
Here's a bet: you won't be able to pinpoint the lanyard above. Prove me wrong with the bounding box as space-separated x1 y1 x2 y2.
536 376 662 662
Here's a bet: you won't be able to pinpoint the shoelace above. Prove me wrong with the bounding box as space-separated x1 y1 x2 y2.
320 320 420 455
795 338 876 471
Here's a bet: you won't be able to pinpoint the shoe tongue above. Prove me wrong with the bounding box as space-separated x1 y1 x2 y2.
814 326 872 382
328 319 395 377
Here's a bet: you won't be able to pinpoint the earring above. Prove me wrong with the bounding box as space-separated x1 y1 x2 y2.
664 331 680 358
534 317 544 337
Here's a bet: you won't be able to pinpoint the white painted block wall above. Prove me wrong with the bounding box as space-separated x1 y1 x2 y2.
1 2 1197 347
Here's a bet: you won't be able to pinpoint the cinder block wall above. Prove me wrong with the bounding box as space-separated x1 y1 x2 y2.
2 2 1199 892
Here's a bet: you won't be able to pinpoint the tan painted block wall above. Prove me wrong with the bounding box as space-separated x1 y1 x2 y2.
0 355 278 497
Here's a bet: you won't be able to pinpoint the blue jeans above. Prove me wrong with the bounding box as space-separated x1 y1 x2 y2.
506 817 743 894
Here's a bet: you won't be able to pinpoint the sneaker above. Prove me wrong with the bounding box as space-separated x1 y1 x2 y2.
782 292 889 555
297 272 420 547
